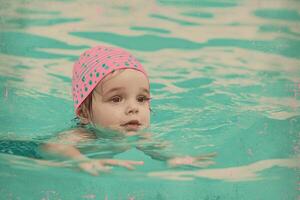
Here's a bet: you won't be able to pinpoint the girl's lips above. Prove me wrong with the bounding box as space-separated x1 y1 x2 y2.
121 120 141 131
124 124 140 131
122 120 141 126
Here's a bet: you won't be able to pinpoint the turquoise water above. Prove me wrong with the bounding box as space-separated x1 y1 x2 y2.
0 0 299 199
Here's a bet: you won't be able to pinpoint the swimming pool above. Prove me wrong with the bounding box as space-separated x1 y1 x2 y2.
0 0 299 199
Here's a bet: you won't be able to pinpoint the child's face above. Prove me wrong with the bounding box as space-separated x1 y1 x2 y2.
90 69 150 134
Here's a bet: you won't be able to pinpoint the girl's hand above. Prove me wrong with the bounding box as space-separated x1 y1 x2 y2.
152 140 172 149
77 158 144 176
167 152 217 168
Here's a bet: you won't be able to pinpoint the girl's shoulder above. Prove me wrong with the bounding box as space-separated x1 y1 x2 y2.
49 127 96 144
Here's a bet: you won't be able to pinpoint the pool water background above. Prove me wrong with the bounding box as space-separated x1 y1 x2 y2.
0 0 299 199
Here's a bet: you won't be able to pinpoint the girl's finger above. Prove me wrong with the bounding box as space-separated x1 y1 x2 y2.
190 161 215 168
99 159 118 165
85 168 99 176
118 163 135 170
195 152 217 161
79 164 99 176
103 160 142 170
108 161 135 170
127 160 144 165
117 160 144 169
101 159 144 166
95 165 112 172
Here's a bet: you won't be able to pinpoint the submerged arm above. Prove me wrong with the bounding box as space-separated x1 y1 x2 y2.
40 128 93 161
40 128 143 175
136 134 217 167
136 132 180 161
136 142 173 161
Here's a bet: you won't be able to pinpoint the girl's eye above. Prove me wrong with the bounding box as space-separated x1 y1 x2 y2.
111 96 122 103
137 96 150 103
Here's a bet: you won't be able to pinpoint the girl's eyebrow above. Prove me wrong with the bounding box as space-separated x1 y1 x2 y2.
141 88 150 95
102 87 150 96
103 87 125 96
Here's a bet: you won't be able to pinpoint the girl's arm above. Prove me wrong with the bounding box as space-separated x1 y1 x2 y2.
40 128 144 176
40 128 92 161
136 133 216 168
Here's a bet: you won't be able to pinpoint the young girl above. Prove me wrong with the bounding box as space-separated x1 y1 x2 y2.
41 45 216 176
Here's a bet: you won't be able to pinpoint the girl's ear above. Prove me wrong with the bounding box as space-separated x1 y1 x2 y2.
77 106 90 124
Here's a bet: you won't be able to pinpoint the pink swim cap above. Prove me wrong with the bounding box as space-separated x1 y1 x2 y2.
72 45 148 114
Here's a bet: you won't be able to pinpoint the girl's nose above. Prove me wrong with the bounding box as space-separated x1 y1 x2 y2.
125 101 139 115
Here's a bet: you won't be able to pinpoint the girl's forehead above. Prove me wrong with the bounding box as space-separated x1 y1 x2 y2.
94 69 149 94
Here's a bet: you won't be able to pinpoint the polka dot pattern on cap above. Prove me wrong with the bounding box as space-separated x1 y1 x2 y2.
72 45 148 114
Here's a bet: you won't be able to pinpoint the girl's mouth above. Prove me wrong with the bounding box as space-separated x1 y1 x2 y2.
121 120 141 131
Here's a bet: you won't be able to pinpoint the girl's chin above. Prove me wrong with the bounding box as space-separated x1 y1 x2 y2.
124 131 139 136
93 123 149 136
